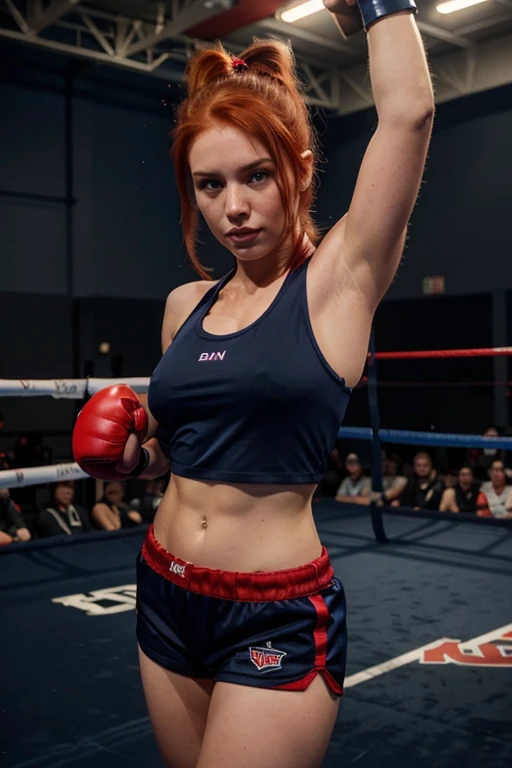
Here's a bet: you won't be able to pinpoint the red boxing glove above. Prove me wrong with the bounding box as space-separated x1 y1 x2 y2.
72 384 148 480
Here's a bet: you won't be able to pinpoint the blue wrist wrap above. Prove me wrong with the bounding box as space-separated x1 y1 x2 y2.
358 0 417 30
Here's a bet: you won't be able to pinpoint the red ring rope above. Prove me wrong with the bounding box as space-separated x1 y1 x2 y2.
371 347 512 360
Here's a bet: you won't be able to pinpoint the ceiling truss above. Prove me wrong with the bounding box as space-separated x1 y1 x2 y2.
1 0 511 114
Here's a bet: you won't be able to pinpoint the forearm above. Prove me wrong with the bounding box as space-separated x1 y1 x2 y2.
367 13 434 122
139 437 170 480
382 484 404 502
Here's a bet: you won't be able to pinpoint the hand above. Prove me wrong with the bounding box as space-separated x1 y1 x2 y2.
14 527 31 543
72 384 148 480
323 0 358 12
323 0 363 39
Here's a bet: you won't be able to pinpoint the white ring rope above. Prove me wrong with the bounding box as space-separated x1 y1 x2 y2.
0 378 149 488
0 463 88 489
0 377 149 398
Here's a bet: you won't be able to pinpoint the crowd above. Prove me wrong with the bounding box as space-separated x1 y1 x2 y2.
1 421 511 548
327 427 512 518
0 472 167 547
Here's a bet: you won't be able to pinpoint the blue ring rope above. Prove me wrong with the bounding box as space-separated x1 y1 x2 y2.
338 427 512 450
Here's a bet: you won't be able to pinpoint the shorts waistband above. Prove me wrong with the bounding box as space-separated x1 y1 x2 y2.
141 525 334 602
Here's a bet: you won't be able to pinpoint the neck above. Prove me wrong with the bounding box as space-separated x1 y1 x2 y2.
233 233 314 289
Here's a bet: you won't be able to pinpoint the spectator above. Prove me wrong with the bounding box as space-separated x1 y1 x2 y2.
476 460 512 519
335 453 371 506
129 478 166 524
398 452 445 510
439 466 480 514
92 481 143 530
466 426 505 482
374 457 407 506
8 433 48 531
0 488 31 546
38 481 92 538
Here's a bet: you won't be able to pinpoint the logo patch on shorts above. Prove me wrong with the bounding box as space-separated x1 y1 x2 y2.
169 561 186 578
249 643 286 672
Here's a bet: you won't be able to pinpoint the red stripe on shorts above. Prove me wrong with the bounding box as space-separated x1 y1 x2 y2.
273 593 343 695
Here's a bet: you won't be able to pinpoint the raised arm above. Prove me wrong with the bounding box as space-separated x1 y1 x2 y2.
321 1 434 311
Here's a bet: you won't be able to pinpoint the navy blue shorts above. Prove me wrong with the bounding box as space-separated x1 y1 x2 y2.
136 526 347 696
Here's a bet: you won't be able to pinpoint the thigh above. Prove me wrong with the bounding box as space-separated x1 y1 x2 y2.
197 674 340 768
139 647 214 768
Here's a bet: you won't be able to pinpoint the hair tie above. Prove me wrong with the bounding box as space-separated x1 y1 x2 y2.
232 58 248 73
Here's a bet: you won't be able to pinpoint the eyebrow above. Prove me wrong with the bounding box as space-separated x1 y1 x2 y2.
192 158 274 178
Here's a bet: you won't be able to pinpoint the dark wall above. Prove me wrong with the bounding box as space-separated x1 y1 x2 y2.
317 85 512 299
2 47 512 301
0 292 75 458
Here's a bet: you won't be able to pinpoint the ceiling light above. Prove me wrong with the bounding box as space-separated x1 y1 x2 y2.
281 0 325 24
437 0 490 14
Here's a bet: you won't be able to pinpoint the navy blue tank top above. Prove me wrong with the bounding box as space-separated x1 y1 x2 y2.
148 256 351 484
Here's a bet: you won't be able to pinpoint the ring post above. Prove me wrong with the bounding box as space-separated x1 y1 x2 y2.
368 329 389 543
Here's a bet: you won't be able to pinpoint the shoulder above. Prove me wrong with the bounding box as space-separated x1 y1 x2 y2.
161 279 217 352
91 502 110 514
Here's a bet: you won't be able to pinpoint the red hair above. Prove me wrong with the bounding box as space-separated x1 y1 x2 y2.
170 39 321 280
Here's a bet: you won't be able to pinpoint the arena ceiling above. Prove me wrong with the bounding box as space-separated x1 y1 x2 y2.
1 0 511 115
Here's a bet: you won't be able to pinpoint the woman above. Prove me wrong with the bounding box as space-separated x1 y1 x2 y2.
73 1 434 765
91 481 143 530
38 481 91 538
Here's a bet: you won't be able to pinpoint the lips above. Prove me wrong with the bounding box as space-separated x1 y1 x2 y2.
227 229 262 245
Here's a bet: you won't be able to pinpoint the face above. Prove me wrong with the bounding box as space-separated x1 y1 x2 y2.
414 456 432 479
458 468 473 487
55 484 74 507
346 458 362 478
484 427 498 438
189 124 304 266
105 482 124 505
490 462 505 485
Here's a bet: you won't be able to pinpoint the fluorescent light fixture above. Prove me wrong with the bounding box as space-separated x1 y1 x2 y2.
281 0 325 23
437 0 489 14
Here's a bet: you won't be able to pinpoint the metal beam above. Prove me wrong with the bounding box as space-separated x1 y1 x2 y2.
29 0 83 35
79 12 114 56
125 0 235 58
258 17 360 59
417 21 473 49
5 0 30 34
457 9 512 36
0 27 175 78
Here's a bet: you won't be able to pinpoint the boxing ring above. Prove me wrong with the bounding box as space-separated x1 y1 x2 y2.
1 344 511 767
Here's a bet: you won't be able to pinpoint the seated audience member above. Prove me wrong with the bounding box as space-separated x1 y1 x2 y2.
0 488 31 545
476 460 512 519
466 426 505 482
399 452 445 510
7 434 48 535
92 481 143 530
439 466 480 514
335 453 371 506
374 457 408 506
38 481 92 538
129 478 166 524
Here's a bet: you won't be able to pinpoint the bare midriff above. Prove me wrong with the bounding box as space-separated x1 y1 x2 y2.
152 474 323 573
